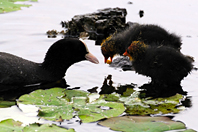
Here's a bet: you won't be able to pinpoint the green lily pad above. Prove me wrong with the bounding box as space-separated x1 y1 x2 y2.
18 88 125 123
183 129 197 132
64 89 89 101
98 116 186 132
0 119 23 132
122 88 135 97
0 0 37 13
18 88 74 120
103 93 120 102
37 105 74 121
118 91 184 115
73 95 125 123
0 119 75 132
18 88 70 106
23 123 75 132
0 100 15 108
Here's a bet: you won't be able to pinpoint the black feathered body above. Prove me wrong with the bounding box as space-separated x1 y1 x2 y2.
129 24 182 50
0 38 88 92
0 52 52 87
101 24 182 60
132 45 193 85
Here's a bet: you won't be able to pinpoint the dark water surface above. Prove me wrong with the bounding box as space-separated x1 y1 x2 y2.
0 0 198 131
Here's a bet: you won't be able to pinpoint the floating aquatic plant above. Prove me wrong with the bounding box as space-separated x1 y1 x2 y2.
0 0 37 13
0 100 15 108
118 91 185 115
15 86 195 131
98 116 196 132
0 119 74 132
17 88 125 123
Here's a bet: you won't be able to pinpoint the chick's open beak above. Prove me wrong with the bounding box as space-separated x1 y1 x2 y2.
104 57 113 64
123 51 133 61
85 52 99 64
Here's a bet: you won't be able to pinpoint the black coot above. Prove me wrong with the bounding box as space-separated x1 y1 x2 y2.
0 38 99 100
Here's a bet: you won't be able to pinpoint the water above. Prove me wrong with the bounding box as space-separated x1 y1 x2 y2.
0 0 198 131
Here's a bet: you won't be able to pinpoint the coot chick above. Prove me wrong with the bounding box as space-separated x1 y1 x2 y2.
101 24 181 63
0 38 99 100
123 41 193 97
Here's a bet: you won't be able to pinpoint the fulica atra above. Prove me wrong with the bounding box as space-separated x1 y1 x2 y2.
101 24 181 63
0 38 99 99
123 41 193 96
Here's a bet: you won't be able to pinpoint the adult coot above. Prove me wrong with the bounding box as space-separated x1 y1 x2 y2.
0 38 99 100
101 24 181 63
123 41 193 97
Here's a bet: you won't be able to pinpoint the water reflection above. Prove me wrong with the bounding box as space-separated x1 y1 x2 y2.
181 96 192 108
0 79 68 101
139 82 187 98
97 74 188 99
98 74 137 95
99 75 115 94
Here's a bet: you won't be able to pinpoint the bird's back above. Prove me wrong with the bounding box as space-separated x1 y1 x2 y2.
0 52 52 87
129 24 182 50
133 46 193 83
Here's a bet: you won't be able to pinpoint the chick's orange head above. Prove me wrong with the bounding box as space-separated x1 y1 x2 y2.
124 41 147 61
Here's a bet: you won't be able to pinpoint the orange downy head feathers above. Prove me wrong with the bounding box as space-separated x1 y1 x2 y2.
123 41 147 61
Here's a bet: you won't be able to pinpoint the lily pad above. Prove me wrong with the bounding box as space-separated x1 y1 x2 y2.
18 88 74 121
0 100 15 108
103 93 120 102
23 123 75 132
183 129 197 132
0 119 74 132
64 89 89 101
73 95 125 123
0 0 37 13
118 91 184 115
0 119 23 132
18 88 125 123
98 116 186 132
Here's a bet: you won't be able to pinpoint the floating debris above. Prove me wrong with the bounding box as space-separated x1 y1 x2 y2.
139 10 144 18
46 30 65 38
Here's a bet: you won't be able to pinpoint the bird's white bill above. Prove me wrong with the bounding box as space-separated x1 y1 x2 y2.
85 53 99 64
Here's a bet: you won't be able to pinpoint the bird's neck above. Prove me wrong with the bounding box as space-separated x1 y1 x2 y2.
41 59 73 79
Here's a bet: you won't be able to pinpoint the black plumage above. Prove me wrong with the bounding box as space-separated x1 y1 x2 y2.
124 41 193 96
101 24 182 63
0 38 99 100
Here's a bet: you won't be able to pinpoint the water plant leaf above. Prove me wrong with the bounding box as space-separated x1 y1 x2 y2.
73 95 125 123
37 105 74 121
103 93 120 102
18 88 74 120
0 119 75 132
64 89 89 101
122 87 135 97
18 88 125 123
118 91 184 115
0 119 23 132
0 100 15 108
18 88 70 106
98 116 186 132
0 0 37 13
183 129 197 132
23 123 75 132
